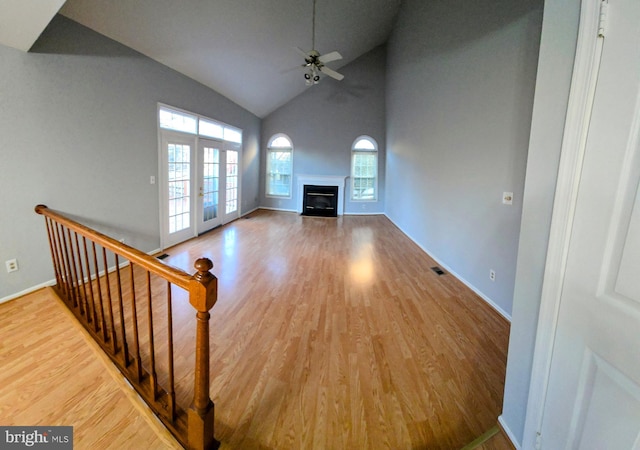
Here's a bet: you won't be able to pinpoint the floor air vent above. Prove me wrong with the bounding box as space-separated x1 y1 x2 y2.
157 253 169 260
431 266 446 276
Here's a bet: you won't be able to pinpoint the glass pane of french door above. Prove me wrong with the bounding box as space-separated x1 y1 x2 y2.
203 146 219 221
168 143 191 233
225 150 239 215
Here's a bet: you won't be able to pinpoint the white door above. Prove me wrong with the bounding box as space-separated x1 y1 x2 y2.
538 0 640 448
161 133 196 248
197 139 222 234
221 143 241 224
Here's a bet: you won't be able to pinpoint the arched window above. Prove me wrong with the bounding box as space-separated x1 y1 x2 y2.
351 136 378 201
266 134 293 197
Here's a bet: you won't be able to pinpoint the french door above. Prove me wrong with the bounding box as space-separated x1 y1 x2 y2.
161 133 196 248
197 140 222 234
160 133 241 249
221 143 240 224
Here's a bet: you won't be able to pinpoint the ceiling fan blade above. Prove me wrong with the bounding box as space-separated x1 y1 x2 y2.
318 51 342 64
319 66 344 81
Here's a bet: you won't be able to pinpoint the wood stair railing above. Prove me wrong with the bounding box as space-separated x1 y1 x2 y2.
35 205 219 450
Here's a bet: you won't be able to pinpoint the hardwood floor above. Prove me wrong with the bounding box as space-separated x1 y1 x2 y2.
0 288 181 449
161 210 511 449
3 210 510 449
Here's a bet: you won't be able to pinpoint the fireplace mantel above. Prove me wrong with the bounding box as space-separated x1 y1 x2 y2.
297 175 348 215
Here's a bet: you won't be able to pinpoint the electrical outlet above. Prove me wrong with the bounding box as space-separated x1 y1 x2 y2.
5 259 18 273
489 269 496 282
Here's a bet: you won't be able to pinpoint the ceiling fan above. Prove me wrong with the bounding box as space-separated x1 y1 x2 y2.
295 0 344 85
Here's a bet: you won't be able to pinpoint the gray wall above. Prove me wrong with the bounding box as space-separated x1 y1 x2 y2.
500 0 581 445
385 0 543 317
0 15 260 300
260 45 386 214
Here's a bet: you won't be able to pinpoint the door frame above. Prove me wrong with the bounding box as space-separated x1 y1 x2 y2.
158 129 243 250
522 1 606 449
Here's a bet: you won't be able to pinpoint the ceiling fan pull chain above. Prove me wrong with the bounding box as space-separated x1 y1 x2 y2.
312 0 316 50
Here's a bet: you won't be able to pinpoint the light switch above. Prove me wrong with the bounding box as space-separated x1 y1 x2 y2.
150 175 156 185
503 192 513 205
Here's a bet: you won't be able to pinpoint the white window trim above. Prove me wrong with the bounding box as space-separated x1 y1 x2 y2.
158 103 242 143
266 133 294 199
350 135 378 202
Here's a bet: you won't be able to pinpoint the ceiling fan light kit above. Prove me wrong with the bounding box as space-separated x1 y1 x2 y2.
296 0 344 85
304 68 321 85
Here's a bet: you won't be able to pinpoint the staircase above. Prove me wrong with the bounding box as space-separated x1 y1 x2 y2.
0 288 182 448
35 205 219 449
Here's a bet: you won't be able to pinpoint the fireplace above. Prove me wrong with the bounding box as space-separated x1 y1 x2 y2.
297 175 348 216
302 185 338 217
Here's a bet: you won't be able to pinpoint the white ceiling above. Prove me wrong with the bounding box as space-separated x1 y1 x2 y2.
57 0 402 118
0 0 67 51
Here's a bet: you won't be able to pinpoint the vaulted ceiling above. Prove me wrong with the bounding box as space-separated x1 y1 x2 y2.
4 0 401 118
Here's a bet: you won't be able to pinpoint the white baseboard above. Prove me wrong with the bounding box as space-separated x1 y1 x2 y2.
498 415 521 450
1 247 168 306
258 207 386 217
423 249 512 322
0 279 56 305
258 206 298 213
383 214 512 322
241 207 260 217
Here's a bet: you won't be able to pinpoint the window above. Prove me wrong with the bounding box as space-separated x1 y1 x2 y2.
159 105 242 143
351 136 378 201
266 134 293 197
199 118 223 139
223 127 243 144
159 108 197 134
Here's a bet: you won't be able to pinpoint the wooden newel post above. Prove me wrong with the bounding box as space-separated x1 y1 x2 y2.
188 258 219 450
